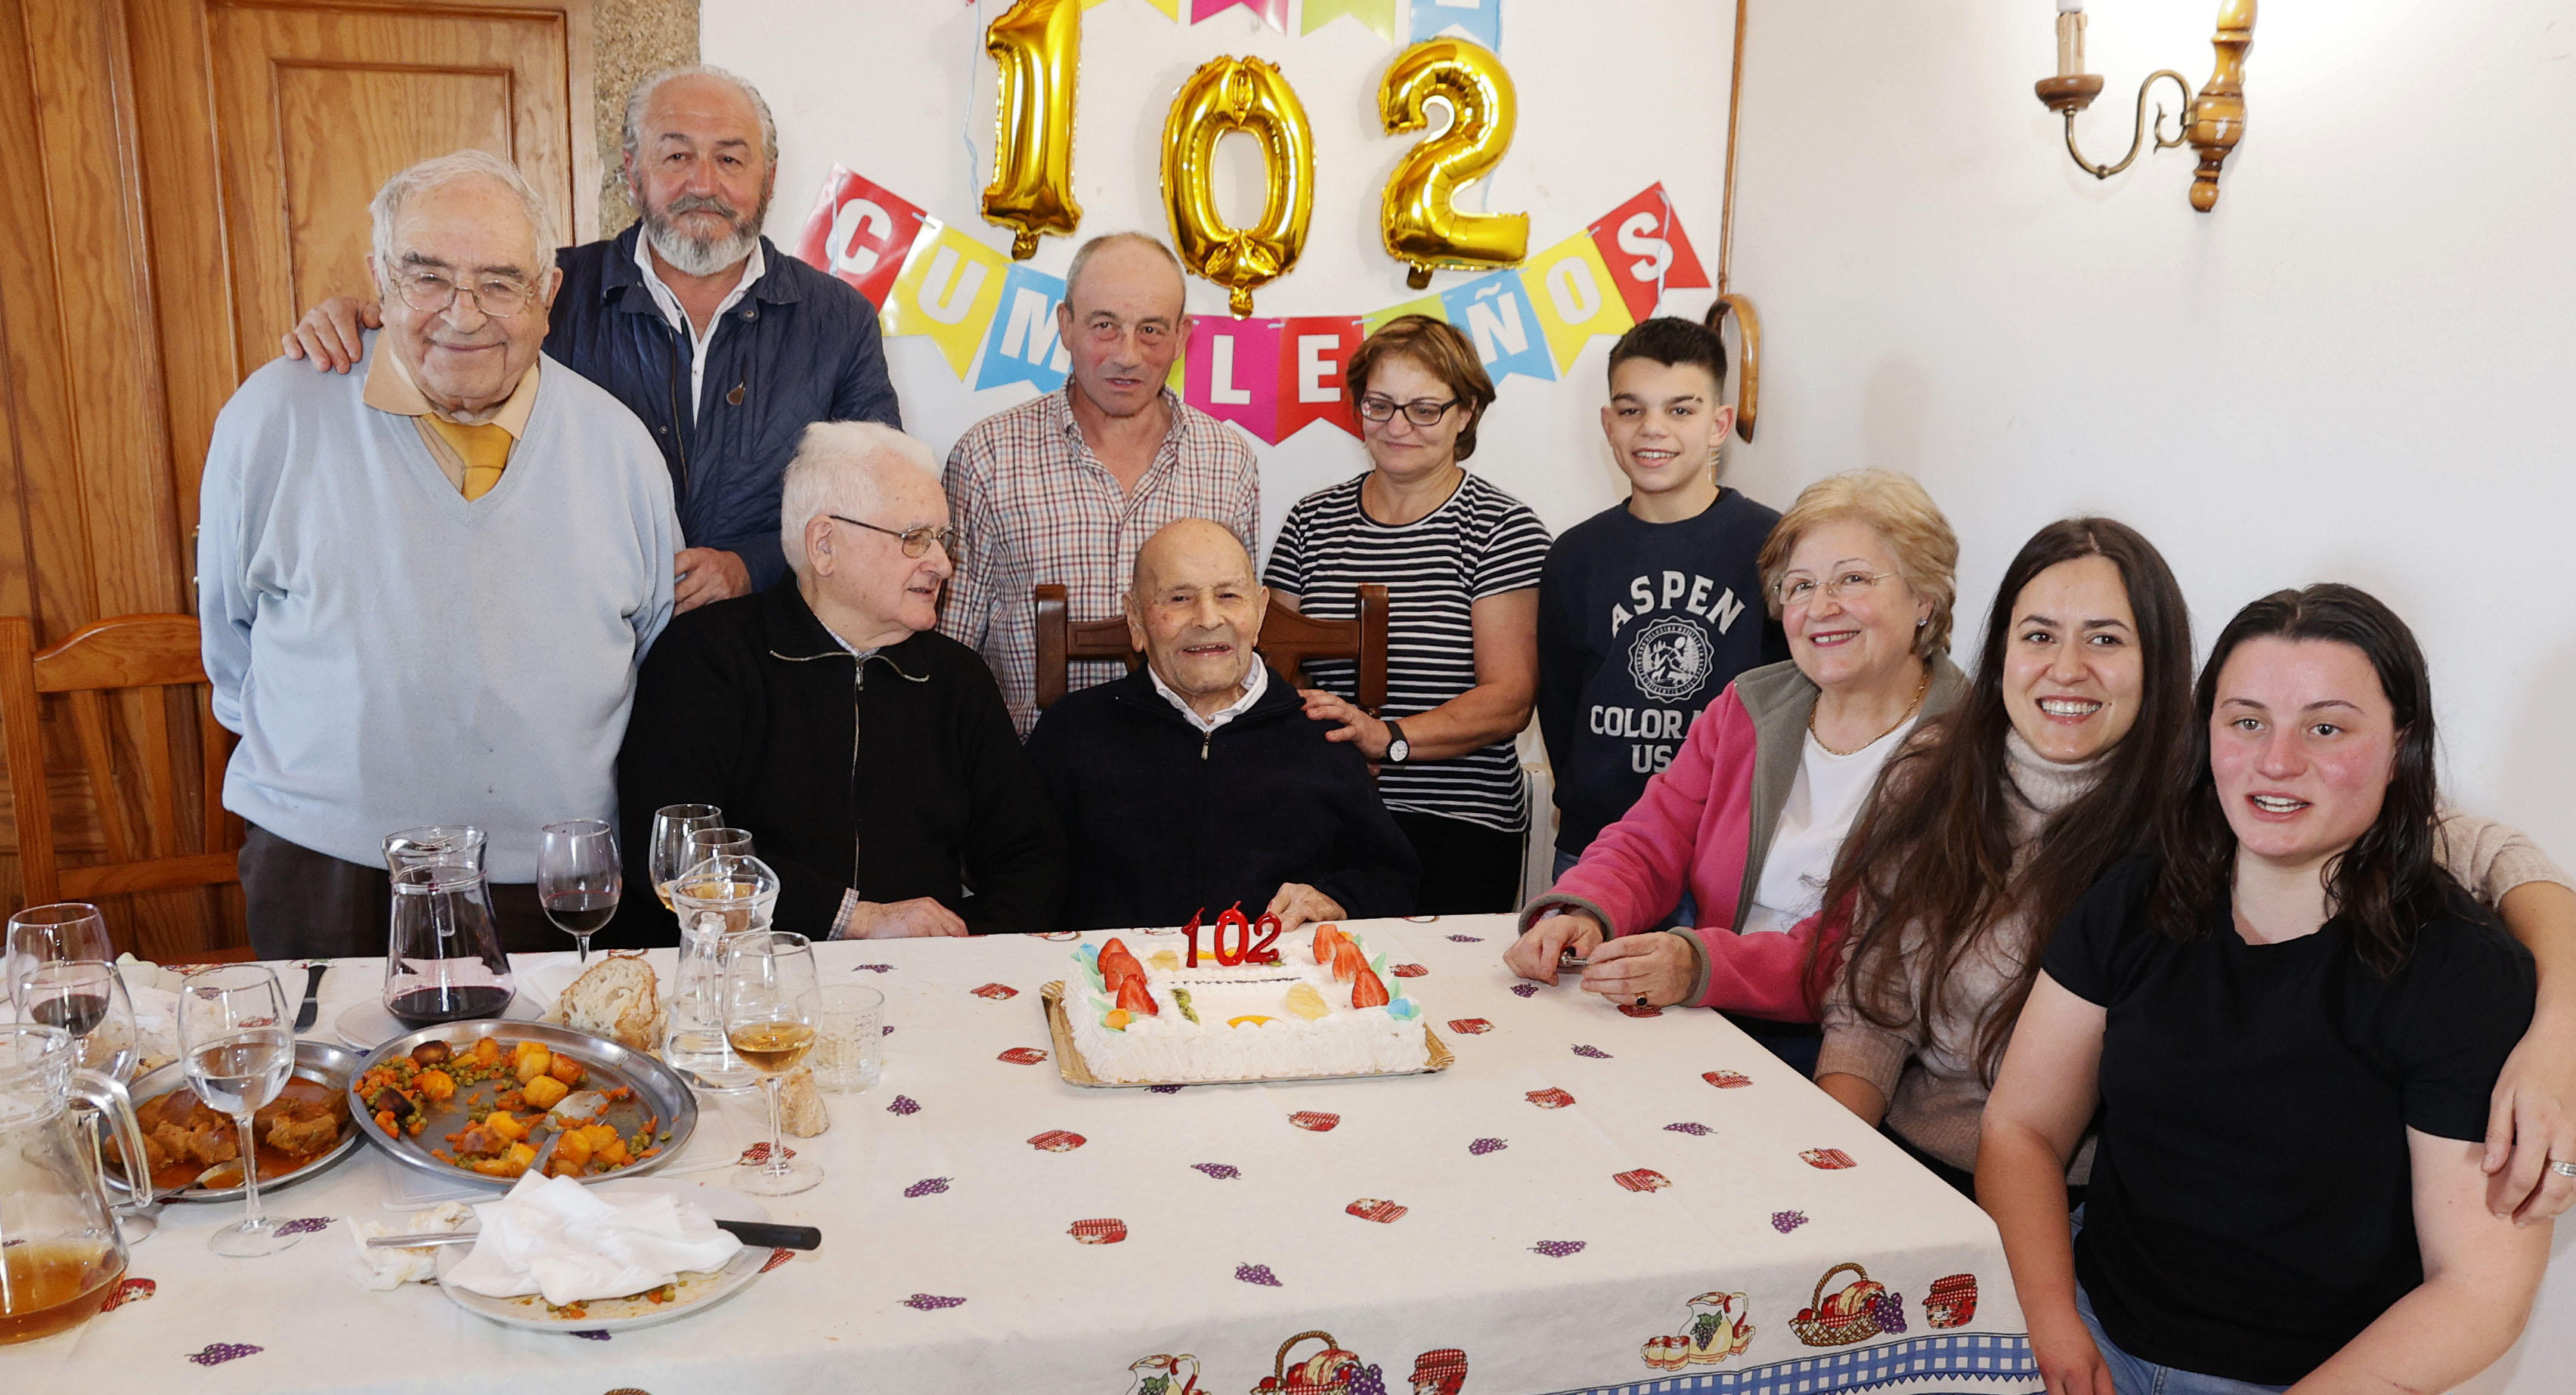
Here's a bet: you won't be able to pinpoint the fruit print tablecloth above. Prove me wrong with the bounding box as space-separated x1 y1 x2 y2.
13 916 2039 1395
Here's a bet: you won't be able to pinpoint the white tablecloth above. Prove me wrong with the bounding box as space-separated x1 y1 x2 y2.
17 916 2041 1395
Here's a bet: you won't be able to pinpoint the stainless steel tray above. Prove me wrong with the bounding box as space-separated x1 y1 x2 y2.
346 1019 699 1187
107 1040 364 1202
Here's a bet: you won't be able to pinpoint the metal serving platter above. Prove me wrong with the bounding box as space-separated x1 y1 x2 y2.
346 1019 699 1188
107 1040 365 1202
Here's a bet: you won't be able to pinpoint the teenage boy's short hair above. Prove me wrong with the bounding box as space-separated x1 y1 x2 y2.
1605 316 1727 392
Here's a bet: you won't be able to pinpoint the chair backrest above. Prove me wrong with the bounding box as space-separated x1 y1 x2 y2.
0 614 240 909
1029 583 1390 714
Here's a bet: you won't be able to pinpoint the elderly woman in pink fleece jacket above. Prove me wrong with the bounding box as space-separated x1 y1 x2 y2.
1507 470 1966 1035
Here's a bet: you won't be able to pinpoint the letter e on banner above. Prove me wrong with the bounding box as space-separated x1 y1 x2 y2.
1586 183 1711 323
794 165 930 309
1275 315 1362 439
1182 316 1282 444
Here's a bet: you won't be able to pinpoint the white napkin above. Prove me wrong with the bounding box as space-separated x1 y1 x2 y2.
441 1174 742 1307
349 1201 474 1290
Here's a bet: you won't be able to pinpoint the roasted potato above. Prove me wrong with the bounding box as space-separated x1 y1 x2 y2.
484 1110 529 1143
546 1053 585 1087
413 1069 454 1102
520 1075 569 1110
513 1045 553 1084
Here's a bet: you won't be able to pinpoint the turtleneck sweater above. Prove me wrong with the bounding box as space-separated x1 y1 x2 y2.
1817 729 2570 1174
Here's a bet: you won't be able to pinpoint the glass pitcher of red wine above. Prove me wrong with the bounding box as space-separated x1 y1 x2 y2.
0 1023 154 1345
382 863 516 1027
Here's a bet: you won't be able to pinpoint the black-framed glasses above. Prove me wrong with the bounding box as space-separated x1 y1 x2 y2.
1355 394 1463 426
389 268 537 320
830 515 964 561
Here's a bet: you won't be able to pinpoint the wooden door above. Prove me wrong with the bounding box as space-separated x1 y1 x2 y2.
0 0 595 957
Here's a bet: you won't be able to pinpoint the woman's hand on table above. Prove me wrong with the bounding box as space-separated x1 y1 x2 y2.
1265 883 1346 934
1579 931 1694 1008
841 898 969 939
2484 1007 2576 1223
1298 688 1391 759
1505 911 1602 985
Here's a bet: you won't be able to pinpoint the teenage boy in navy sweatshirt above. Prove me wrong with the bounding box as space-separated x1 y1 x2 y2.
1535 317 1786 882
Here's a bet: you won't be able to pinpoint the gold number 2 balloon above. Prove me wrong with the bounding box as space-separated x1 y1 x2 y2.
982 0 1083 259
1378 39 1528 289
1160 56 1316 318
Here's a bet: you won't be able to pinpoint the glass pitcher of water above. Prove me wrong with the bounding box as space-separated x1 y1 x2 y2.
0 1023 153 1345
663 855 780 1093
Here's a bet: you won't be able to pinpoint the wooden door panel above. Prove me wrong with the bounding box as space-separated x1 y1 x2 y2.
208 2 580 376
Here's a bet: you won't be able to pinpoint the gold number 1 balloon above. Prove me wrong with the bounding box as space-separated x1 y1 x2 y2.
983 0 1083 259
1378 39 1528 289
1160 56 1317 318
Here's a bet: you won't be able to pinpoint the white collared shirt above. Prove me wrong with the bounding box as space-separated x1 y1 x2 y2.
632 236 766 420
1148 660 1268 735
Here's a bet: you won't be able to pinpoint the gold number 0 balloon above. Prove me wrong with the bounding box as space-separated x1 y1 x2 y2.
1160 56 1316 319
1378 40 1528 289
982 0 1082 259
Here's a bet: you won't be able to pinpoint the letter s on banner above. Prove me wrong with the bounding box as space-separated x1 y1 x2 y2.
1586 183 1711 323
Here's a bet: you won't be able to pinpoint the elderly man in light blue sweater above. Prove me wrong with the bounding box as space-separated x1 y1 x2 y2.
200 150 680 959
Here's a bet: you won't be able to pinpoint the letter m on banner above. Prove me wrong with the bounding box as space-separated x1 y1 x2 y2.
794 165 930 310
976 263 1073 392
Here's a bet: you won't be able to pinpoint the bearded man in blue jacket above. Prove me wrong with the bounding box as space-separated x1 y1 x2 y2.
281 64 899 611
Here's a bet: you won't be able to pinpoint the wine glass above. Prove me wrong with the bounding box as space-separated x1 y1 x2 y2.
537 819 621 963
6 902 111 1010
16 959 138 1079
686 826 755 871
178 964 298 1256
648 804 723 917
719 931 821 1196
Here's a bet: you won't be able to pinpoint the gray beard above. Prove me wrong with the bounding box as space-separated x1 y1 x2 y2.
642 208 762 277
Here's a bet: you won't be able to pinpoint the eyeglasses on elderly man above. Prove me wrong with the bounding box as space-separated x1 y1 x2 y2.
828 515 964 563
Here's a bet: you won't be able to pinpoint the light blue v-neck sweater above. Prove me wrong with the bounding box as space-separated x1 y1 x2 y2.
198 339 680 882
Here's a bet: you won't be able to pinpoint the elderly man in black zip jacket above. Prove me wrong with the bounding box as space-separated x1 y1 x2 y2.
1025 519 1417 933
283 65 899 612
610 421 1064 944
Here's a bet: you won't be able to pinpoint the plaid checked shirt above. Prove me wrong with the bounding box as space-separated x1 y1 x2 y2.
940 386 1259 734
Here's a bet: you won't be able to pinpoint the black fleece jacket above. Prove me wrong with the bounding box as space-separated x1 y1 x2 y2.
609 580 1065 943
1023 664 1418 932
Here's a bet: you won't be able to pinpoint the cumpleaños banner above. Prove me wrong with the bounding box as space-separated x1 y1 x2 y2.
1077 0 1500 46
794 165 1710 447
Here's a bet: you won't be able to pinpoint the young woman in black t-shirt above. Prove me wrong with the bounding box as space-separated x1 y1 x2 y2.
1980 585 2552 1395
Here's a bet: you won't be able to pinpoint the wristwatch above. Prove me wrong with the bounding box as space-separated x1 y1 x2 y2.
1383 719 1411 764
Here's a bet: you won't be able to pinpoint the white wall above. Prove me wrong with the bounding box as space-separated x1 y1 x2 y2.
704 0 1733 558
1717 3 2576 1390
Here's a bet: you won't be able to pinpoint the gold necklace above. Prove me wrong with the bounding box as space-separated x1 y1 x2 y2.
1808 662 1930 757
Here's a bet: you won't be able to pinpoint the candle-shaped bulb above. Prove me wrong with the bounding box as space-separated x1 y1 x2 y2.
2055 8 2088 76
2057 0 2083 12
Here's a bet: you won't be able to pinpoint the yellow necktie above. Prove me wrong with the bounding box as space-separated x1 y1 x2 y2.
423 417 512 501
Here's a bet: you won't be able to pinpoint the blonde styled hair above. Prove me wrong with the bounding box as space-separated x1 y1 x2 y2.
1757 469 1958 655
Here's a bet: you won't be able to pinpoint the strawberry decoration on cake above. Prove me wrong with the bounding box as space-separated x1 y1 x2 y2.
1350 964 1391 1009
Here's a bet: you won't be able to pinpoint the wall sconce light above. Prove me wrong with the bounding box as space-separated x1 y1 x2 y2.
2034 0 2254 212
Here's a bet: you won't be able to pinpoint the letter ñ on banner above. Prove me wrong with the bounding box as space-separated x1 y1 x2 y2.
1183 316 1283 443
1190 0 1289 31
884 221 1011 378
975 262 1075 392
1302 0 1396 40
1276 315 1364 440
1586 183 1712 324
1520 230 1636 373
794 166 930 311
1438 270 1556 385
1407 0 1500 49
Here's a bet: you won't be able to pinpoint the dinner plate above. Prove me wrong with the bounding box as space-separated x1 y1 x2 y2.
432 1180 772 1333
335 991 543 1052
347 1019 699 1187
105 1040 364 1202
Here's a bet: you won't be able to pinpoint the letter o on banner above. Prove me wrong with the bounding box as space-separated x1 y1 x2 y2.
1160 55 1316 319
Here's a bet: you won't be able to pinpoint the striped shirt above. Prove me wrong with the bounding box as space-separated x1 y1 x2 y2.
940 386 1260 734
1266 472 1551 832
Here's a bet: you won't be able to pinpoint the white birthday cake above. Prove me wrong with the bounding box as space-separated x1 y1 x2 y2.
1064 923 1431 1084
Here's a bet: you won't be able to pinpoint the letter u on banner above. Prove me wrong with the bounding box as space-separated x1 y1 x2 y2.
1182 317 1282 443
884 223 1011 379
1438 271 1555 385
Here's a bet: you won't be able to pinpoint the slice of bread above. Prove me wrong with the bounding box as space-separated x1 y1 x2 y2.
778 1066 829 1137
545 951 666 1053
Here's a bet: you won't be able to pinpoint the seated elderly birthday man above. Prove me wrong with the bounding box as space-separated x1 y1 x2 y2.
614 421 1067 941
1025 518 1418 933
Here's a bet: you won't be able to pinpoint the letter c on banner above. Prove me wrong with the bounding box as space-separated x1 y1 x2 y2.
1378 39 1528 289
982 0 1084 259
829 200 893 277
1161 56 1316 319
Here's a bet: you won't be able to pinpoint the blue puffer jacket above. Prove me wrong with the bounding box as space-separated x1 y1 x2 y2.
547 224 902 589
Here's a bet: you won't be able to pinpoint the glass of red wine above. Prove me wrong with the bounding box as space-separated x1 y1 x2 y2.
14 959 136 1079
5 902 110 1013
537 818 621 963
382 863 515 1028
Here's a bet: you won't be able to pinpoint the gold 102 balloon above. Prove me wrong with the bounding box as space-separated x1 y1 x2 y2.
982 0 1082 259
1379 39 1529 289
1160 56 1316 319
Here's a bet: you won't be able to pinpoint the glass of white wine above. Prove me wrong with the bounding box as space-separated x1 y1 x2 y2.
178 964 298 1257
719 931 820 1197
648 804 722 918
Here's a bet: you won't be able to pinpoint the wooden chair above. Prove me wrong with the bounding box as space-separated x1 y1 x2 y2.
1031 583 1391 713
0 614 240 909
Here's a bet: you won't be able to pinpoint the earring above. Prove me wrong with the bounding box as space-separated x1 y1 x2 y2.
1916 617 1927 628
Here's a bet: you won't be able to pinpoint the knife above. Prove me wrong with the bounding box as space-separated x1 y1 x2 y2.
293 961 329 1032
368 1218 822 1251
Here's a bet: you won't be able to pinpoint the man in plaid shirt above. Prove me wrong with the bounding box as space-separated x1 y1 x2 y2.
941 234 1260 734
